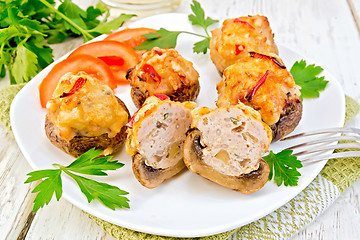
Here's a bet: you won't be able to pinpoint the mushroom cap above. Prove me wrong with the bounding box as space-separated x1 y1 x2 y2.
183 128 270 194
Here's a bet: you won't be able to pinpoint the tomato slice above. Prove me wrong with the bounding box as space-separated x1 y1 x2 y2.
68 40 139 84
38 54 115 108
105 28 156 58
105 27 156 48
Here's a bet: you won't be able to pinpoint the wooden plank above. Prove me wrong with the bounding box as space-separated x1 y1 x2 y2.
347 0 360 33
25 199 113 240
0 127 37 240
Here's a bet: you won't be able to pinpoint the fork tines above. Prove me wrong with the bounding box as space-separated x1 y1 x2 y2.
280 127 360 164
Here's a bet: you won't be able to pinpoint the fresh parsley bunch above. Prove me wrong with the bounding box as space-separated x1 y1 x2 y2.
25 148 129 212
0 0 134 84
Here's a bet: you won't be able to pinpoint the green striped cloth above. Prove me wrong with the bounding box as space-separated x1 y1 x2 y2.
1 85 359 240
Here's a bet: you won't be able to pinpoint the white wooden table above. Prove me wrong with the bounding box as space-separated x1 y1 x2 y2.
1 0 360 239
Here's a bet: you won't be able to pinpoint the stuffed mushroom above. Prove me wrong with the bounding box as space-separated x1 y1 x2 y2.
126 47 200 108
45 72 130 157
210 15 278 74
183 103 272 193
126 95 196 188
216 53 302 141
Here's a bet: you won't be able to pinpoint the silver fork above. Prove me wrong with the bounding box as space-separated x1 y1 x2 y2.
280 127 360 164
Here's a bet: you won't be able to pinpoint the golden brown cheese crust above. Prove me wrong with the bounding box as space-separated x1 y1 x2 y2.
216 54 301 126
210 15 278 74
127 47 200 108
45 72 130 157
46 72 129 145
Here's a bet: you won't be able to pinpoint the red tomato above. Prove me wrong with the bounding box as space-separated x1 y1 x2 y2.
105 28 156 58
38 54 115 108
105 27 156 48
68 40 139 84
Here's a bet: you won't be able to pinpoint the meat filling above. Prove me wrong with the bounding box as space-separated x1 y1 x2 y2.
137 103 192 169
192 107 270 176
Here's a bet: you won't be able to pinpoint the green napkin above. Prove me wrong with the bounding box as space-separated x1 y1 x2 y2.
1 84 359 240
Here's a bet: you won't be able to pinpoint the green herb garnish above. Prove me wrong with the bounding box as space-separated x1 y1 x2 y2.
135 0 218 54
290 60 329 99
0 0 134 84
263 150 303 187
25 148 129 212
163 112 169 120
230 117 239 125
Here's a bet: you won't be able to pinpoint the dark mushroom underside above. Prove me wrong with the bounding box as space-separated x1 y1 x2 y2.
132 153 186 189
183 128 270 194
270 99 303 141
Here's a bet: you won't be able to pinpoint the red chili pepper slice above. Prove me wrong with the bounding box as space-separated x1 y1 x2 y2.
60 77 87 98
126 115 136 129
234 18 255 29
249 52 286 69
154 49 163 56
245 70 270 101
152 93 169 100
143 64 161 82
235 44 245 55
98 56 125 66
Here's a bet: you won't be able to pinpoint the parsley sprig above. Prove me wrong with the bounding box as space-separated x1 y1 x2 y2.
263 150 303 187
290 60 329 99
135 0 218 54
25 148 129 212
0 0 135 84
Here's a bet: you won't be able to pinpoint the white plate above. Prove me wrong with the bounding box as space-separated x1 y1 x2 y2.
10 13 345 237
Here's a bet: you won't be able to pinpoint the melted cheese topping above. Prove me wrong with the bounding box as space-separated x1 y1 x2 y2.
191 103 272 176
46 72 128 141
216 55 301 125
210 15 278 72
129 47 199 95
126 96 196 169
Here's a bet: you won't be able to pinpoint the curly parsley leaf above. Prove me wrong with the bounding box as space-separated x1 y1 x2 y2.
89 13 136 36
263 150 303 187
66 148 124 176
67 172 129 210
188 0 218 36
290 60 329 99
25 148 129 212
136 0 217 54
25 169 62 212
135 28 182 50
193 37 211 54
9 44 39 84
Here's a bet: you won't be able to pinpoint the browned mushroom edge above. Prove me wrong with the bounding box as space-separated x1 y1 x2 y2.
132 153 186 189
270 98 303 142
127 68 200 108
183 128 270 194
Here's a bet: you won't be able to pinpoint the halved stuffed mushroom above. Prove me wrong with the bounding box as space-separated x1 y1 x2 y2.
216 53 302 141
126 95 197 188
210 15 278 74
45 72 130 157
126 47 200 108
183 103 272 193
